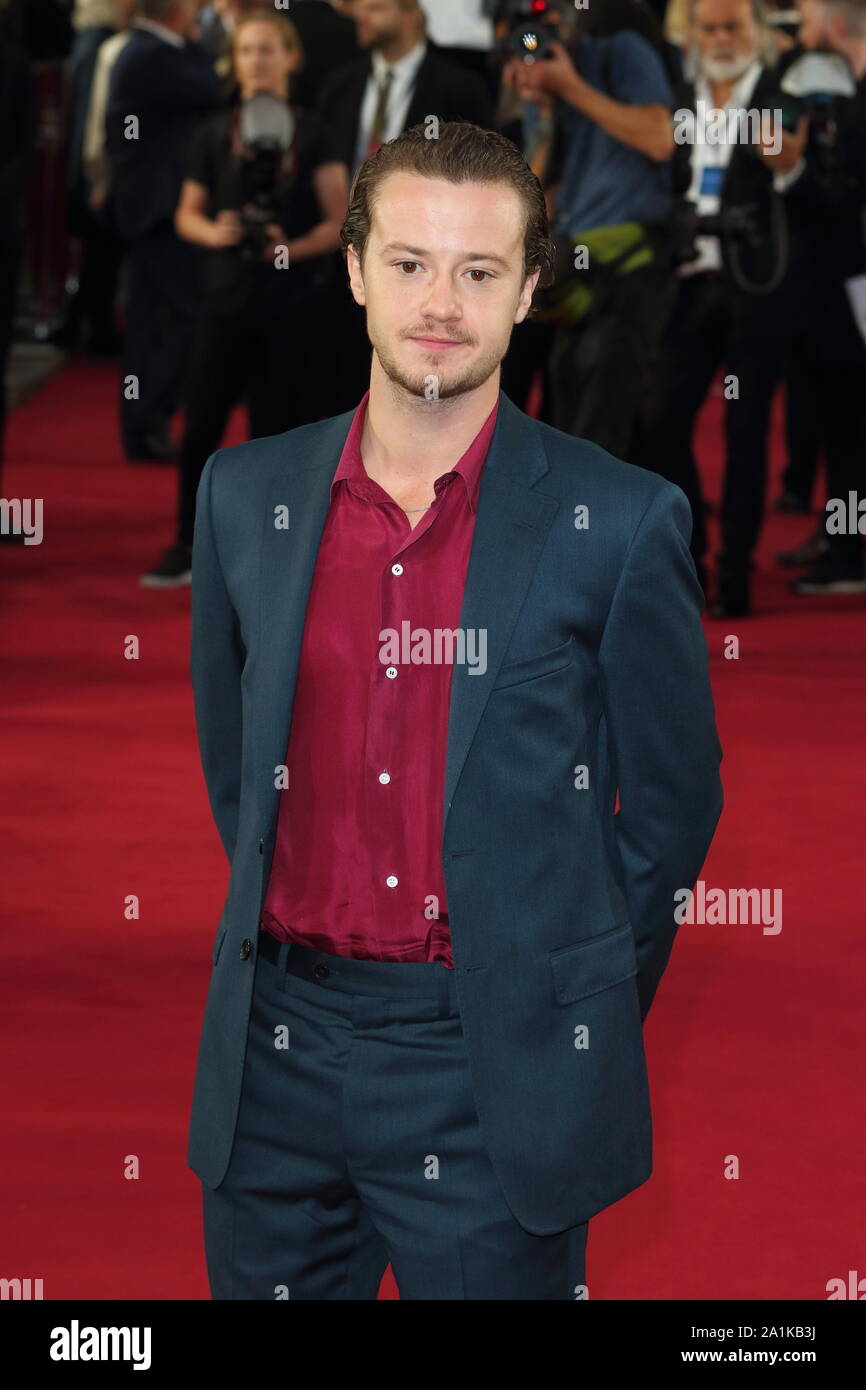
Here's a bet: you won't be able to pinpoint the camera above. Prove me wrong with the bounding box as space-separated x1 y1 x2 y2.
779 52 859 207
672 194 788 294
236 94 296 264
500 0 576 64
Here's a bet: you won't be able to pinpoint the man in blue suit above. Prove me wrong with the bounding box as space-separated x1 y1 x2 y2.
188 121 724 1300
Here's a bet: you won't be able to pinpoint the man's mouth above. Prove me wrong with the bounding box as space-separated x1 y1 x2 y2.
409 336 468 350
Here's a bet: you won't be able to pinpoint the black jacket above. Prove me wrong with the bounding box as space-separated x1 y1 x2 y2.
316 46 497 171
106 28 221 240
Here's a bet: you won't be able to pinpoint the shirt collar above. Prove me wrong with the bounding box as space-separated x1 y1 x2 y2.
330 388 498 515
371 41 427 84
133 17 186 49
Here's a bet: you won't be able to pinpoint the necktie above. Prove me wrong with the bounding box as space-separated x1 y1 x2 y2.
366 67 394 159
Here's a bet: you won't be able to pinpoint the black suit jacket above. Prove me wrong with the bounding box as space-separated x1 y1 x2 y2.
288 0 360 111
316 46 497 171
106 28 220 240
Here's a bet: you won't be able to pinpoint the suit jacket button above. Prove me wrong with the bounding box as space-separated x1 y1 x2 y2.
258 838 264 854
239 939 253 960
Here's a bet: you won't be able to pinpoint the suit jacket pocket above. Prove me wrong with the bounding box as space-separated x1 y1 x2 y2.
549 920 637 1005
492 634 575 690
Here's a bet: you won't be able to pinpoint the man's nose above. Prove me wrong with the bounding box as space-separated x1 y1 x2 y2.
418 273 461 319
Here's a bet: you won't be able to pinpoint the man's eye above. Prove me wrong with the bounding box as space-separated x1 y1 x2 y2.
393 263 493 282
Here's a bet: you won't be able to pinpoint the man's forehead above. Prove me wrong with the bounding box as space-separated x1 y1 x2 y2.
369 175 524 236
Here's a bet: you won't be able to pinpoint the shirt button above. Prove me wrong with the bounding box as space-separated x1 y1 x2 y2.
391 562 403 576
385 666 398 679
379 771 391 784
386 875 398 888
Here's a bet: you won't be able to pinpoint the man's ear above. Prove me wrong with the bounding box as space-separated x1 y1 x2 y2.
514 267 542 325
346 245 367 306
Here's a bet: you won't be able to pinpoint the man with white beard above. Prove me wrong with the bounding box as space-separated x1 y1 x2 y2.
635 0 807 617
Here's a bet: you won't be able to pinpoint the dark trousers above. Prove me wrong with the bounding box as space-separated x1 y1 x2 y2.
0 239 22 478
807 350 866 572
547 263 675 460
61 194 124 349
780 339 821 506
176 298 327 548
635 271 786 578
202 932 589 1300
121 227 200 452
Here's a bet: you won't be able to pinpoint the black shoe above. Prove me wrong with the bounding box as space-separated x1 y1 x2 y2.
139 543 192 588
709 566 751 618
776 525 827 568
789 556 866 595
773 489 811 515
126 431 178 462
709 592 751 618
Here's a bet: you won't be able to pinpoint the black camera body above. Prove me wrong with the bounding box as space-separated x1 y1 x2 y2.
501 0 575 64
237 148 285 264
235 94 297 265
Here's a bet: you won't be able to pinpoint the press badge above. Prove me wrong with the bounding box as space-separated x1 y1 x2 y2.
699 167 724 196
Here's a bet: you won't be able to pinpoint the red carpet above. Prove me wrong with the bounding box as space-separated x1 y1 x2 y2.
1 359 863 1299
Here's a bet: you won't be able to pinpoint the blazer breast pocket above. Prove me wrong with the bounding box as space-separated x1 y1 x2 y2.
549 920 637 1005
491 634 576 691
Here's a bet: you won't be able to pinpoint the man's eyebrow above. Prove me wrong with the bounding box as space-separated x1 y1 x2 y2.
379 242 512 268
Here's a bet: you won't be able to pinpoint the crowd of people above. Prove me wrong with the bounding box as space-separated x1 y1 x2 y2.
2 0 865 615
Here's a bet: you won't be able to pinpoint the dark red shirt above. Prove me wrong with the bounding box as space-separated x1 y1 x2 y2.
260 390 499 968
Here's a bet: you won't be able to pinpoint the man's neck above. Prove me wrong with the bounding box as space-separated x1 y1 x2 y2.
360 355 499 492
376 34 421 66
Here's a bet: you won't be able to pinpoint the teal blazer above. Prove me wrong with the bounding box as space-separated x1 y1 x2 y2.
187 388 723 1234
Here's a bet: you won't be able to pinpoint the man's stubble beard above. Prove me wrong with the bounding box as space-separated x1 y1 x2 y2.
368 324 510 401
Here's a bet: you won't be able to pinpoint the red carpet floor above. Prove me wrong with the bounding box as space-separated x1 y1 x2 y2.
1 358 864 1300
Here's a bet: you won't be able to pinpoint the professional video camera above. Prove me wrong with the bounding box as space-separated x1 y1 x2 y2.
235 93 297 264
779 51 859 205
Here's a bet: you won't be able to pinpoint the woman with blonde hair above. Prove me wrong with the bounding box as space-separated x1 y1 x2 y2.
141 8 349 587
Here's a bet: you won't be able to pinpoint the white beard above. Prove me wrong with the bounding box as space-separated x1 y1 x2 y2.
701 48 759 84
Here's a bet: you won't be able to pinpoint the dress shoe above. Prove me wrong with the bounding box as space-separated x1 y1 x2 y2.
776 524 827 568
139 543 192 588
126 431 178 462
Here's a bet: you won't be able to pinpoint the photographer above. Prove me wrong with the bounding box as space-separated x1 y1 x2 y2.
501 0 677 458
780 0 866 595
140 8 348 587
635 0 807 616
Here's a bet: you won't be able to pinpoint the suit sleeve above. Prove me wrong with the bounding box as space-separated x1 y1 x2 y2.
598 482 724 1021
189 450 245 864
